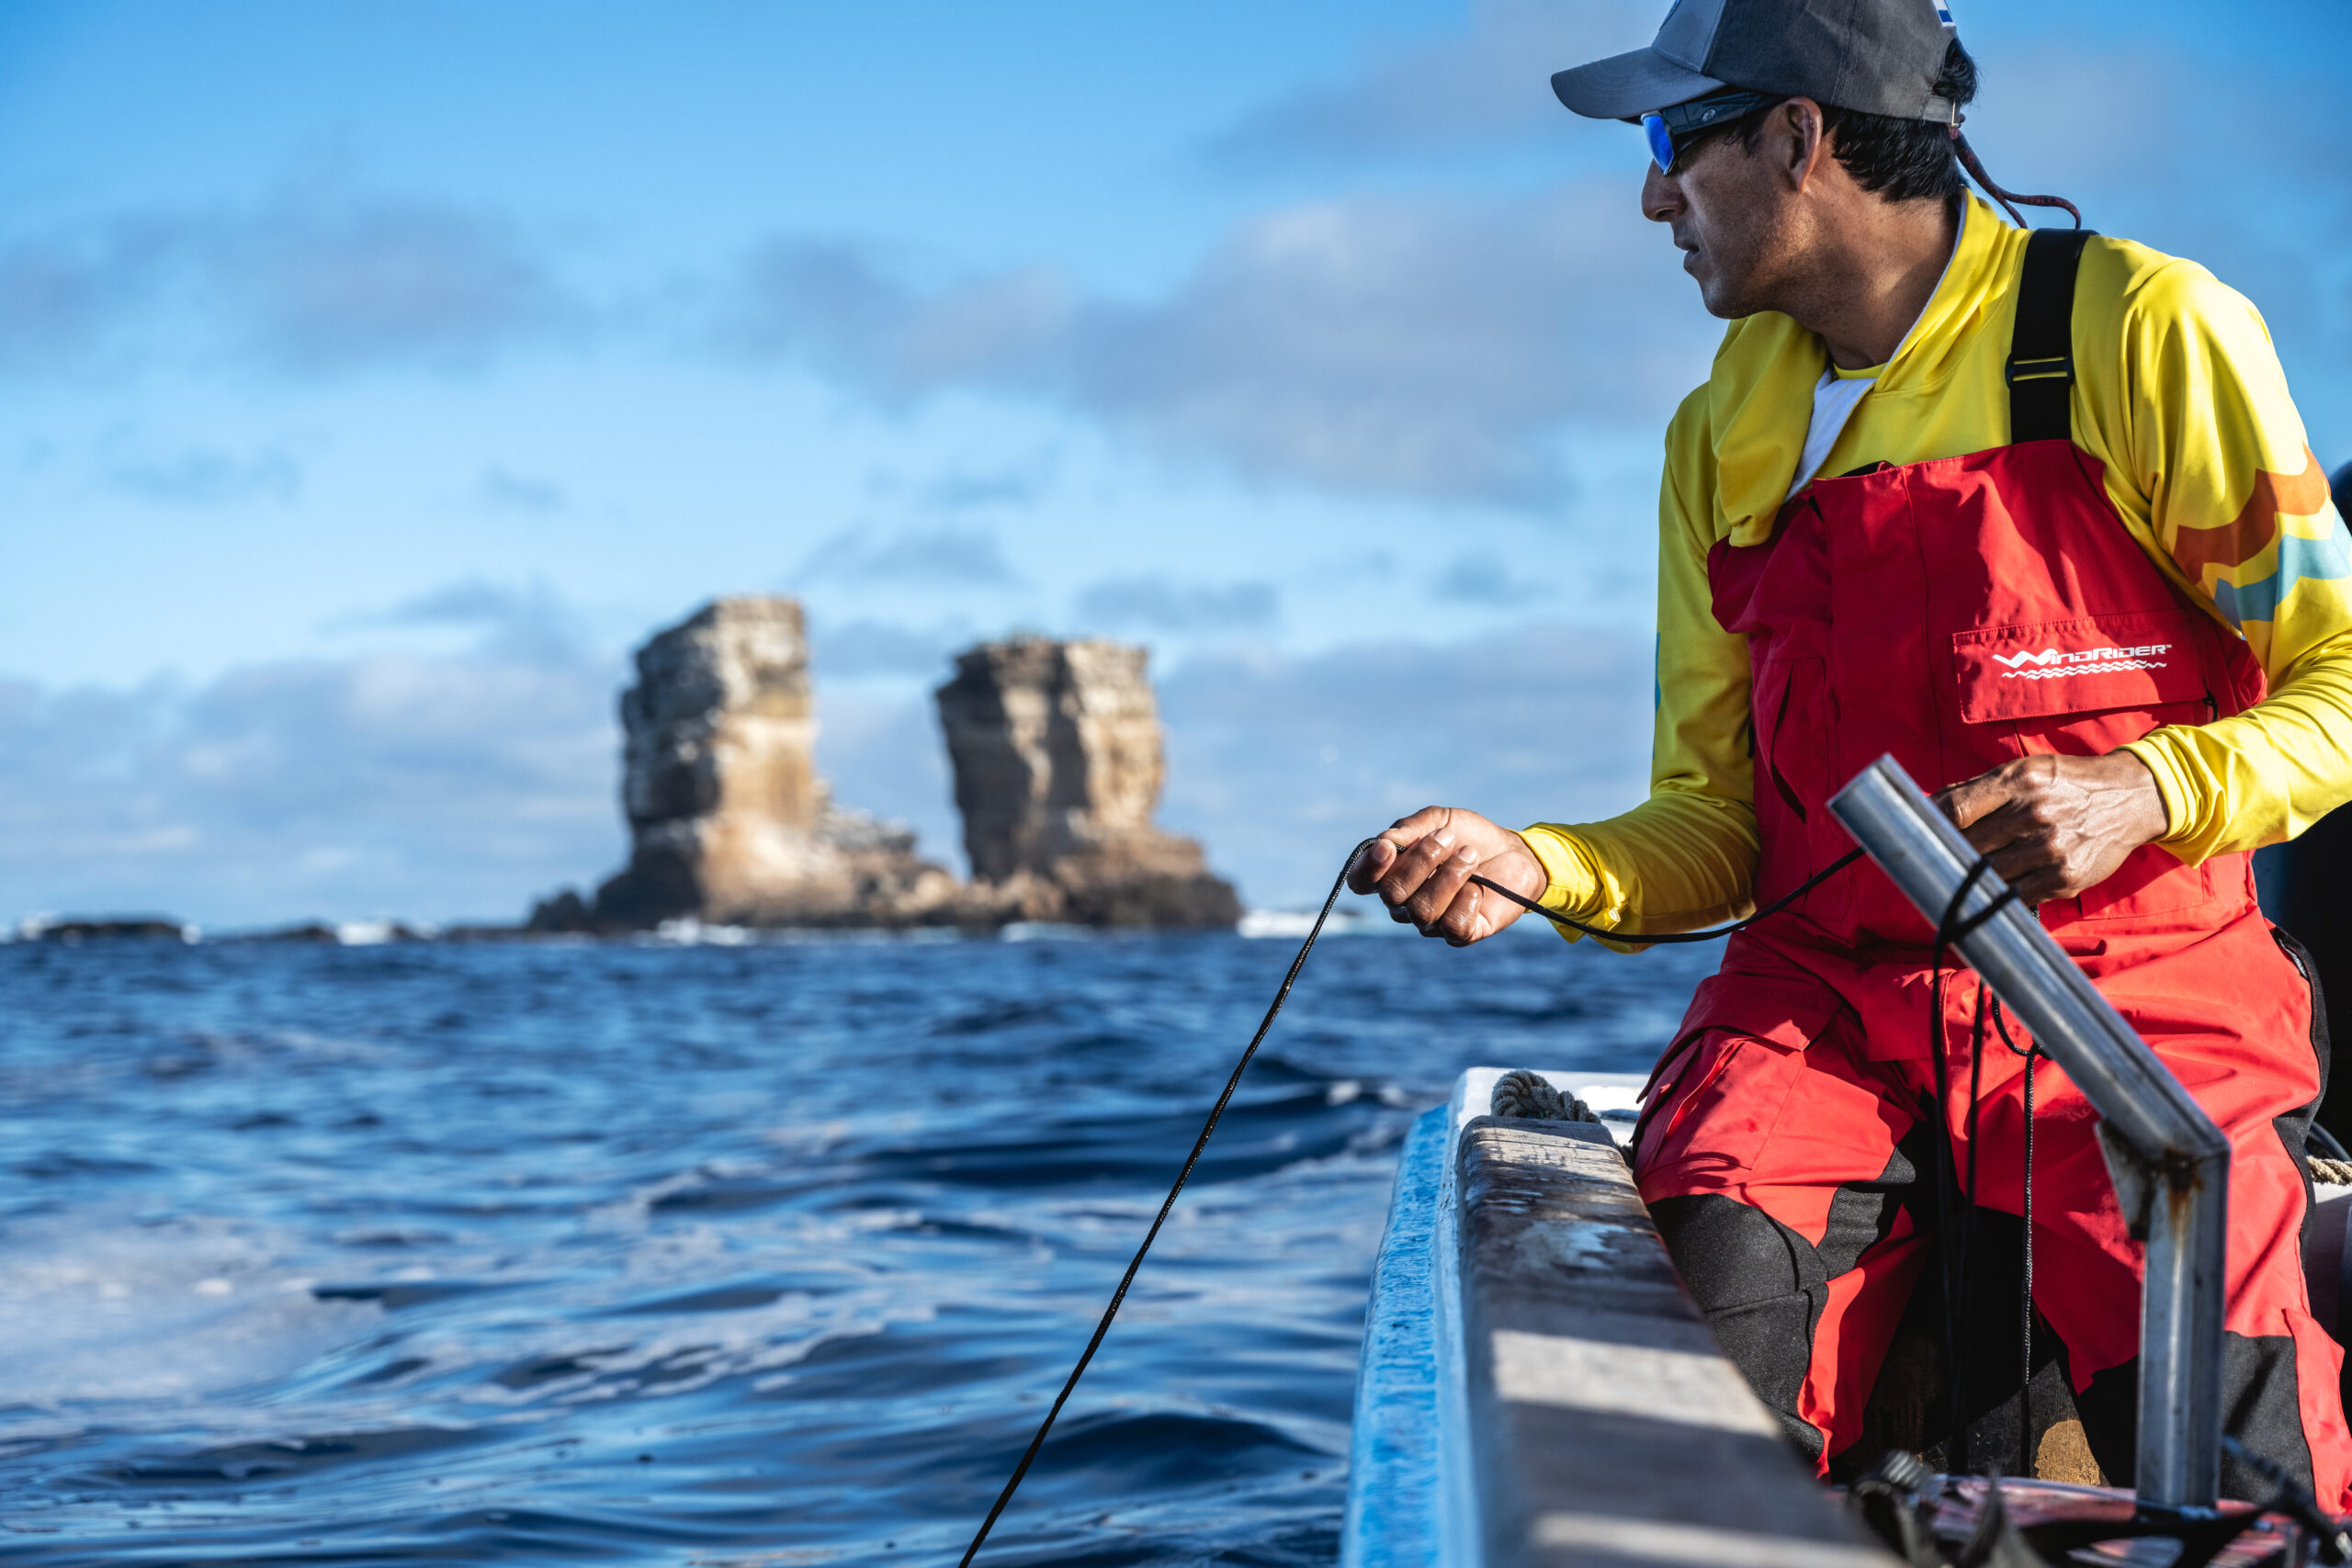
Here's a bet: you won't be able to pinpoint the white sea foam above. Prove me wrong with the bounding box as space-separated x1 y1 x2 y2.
0 1213 379 1407
996 920 1094 942
650 918 757 946
1237 908 1384 939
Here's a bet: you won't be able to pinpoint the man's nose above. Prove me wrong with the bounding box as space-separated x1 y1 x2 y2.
1641 164 1680 223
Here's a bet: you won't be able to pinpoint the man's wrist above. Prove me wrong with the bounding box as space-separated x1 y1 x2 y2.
2114 740 2181 845
1515 824 1598 912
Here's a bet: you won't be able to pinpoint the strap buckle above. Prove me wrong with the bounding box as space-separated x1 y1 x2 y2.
2006 354 2074 385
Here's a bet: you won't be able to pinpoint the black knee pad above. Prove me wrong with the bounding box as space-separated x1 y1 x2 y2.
1652 1191 1812 1309
1651 1193 1826 1460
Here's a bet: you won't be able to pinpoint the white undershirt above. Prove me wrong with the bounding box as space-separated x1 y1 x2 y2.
1782 214 1966 502
1787 371 1878 499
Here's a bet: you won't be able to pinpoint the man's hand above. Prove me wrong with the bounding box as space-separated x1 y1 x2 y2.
1344 807 1551 945
1935 751 2171 905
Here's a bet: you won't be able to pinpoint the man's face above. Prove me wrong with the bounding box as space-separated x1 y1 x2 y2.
1640 118 1801 320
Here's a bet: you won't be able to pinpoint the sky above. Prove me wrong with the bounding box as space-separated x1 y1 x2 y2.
2 0 2348 926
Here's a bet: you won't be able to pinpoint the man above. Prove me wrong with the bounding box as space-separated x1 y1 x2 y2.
1349 0 2352 1506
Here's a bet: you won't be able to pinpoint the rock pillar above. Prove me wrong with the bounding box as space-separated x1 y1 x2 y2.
571 597 958 928
935 637 1240 927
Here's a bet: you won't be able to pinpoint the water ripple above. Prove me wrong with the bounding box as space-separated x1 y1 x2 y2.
0 927 1713 1564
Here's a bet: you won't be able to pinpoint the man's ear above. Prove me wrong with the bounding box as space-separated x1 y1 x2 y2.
1779 96 1829 191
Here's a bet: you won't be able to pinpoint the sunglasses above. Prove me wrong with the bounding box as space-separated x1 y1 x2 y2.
1639 89 1777 175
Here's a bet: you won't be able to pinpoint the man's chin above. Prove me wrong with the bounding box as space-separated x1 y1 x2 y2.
1684 269 1762 321
1690 273 1742 319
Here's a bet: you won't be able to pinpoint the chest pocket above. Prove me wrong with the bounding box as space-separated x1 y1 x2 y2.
1951 610 2211 726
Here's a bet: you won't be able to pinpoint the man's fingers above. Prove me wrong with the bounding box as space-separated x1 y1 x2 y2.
2007 866 2069 906
1346 838 1397 894
1980 834 2052 886
1940 757 2048 835
1936 775 2000 831
1435 852 1491 944
1376 826 1457 906
1957 809 2020 858
1346 807 1535 945
1975 819 2089 906
1421 852 1493 945
1401 840 1476 929
1351 808 1453 897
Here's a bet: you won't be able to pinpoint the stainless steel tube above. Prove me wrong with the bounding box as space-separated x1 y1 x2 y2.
1828 754 2228 1511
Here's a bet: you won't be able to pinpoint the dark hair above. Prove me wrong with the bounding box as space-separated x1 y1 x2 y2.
1698 39 1978 204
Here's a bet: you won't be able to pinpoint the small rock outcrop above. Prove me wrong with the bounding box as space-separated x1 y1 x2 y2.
537 598 960 930
935 637 1240 927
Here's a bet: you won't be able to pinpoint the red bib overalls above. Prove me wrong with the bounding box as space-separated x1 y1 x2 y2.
1628 229 2348 1504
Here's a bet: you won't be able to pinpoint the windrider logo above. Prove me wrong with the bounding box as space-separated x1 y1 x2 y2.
1991 643 2171 681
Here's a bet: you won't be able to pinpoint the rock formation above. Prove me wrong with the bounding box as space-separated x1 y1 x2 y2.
535 598 960 930
935 637 1240 927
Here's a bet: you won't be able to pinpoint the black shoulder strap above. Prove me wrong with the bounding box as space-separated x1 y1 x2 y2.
2007 226 2096 445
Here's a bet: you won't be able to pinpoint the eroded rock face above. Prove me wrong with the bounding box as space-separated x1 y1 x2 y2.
935 637 1240 927
566 598 960 929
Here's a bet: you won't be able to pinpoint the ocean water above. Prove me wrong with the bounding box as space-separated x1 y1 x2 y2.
0 916 1717 1566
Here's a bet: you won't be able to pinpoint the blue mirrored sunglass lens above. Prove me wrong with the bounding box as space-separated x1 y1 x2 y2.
1642 113 1675 174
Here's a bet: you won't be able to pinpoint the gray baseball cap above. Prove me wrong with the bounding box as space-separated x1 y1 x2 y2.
1552 0 1961 123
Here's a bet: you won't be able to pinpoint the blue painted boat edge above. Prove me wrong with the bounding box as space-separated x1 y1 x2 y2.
1342 1070 1653 1565
1341 1103 1447 1567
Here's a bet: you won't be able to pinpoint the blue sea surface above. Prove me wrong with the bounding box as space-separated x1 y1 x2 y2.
0 919 1716 1565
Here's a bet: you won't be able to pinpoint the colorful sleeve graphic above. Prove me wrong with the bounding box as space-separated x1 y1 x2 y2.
2171 451 2348 632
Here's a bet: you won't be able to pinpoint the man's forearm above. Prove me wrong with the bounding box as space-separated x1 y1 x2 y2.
1521 787 1759 943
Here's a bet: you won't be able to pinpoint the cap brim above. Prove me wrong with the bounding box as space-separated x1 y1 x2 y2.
1550 47 1725 120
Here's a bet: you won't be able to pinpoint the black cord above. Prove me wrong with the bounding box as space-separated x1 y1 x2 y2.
1950 128 2083 231
2019 1043 2037 1478
1928 858 2018 1468
1927 969 1961 1468
1466 845 1865 943
956 839 1377 1566
1990 997 2036 1481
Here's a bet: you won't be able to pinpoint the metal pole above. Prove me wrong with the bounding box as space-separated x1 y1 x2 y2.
1828 754 2228 1511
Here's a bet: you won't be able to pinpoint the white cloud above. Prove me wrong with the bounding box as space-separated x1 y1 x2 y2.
1202 0 1654 169
479 466 566 512
794 525 1022 587
1156 624 1654 906
1432 551 1553 606
356 579 591 668
99 439 302 505
0 650 621 929
721 180 1709 505
0 183 572 380
1073 576 1279 633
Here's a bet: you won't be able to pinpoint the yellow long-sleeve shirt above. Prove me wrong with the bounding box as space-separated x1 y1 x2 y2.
1522 194 2352 940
